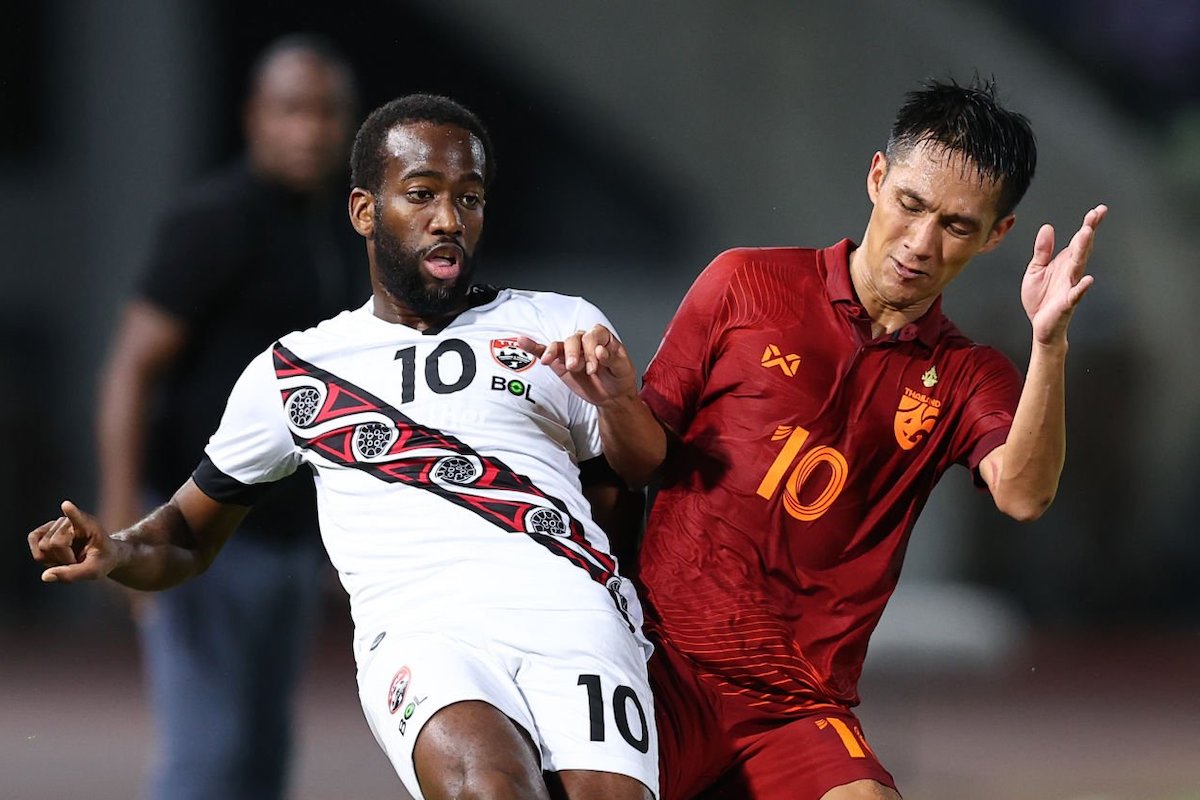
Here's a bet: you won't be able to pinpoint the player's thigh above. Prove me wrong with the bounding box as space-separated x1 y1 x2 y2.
648 632 733 800
819 779 902 800
414 699 548 800
358 630 543 800
548 769 654 800
515 610 659 797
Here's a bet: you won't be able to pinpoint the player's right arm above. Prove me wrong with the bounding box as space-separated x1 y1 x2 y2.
525 327 669 489
29 479 247 590
532 252 736 488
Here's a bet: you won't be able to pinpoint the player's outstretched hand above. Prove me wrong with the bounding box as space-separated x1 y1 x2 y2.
28 501 120 584
1022 204 1107 345
517 325 638 408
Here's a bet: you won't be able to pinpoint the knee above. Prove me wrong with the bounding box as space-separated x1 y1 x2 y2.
414 700 547 799
820 779 902 800
429 765 546 800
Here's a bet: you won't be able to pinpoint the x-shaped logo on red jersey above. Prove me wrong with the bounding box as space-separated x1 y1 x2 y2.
760 344 801 377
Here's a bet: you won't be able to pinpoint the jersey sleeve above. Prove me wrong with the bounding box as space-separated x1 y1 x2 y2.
640 250 736 434
952 345 1022 485
192 347 302 503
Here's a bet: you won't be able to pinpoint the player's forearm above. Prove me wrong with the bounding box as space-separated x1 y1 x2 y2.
107 501 216 590
992 339 1070 521
597 395 668 489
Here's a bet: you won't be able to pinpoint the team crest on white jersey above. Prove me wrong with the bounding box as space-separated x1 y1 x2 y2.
387 666 411 714
491 338 535 372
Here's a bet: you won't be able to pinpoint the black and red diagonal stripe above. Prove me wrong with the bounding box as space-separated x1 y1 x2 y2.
271 343 625 611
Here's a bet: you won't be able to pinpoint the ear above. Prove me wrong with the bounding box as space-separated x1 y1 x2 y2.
866 151 888 205
348 187 374 238
979 214 1016 254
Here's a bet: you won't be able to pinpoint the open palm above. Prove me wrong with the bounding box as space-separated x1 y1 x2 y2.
1021 204 1107 345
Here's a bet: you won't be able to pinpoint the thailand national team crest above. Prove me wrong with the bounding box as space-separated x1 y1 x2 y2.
491 338 535 372
387 666 412 714
894 387 942 450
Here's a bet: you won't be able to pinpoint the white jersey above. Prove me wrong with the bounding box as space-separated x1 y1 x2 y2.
197 289 649 664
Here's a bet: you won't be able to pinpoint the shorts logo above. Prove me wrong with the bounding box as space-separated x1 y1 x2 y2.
491 338 535 372
894 387 942 450
760 344 801 377
387 666 411 715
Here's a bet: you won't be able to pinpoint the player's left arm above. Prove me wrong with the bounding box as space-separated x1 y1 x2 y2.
980 204 1107 521
580 456 646 573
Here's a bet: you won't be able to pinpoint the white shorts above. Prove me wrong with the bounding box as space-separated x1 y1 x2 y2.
356 607 659 799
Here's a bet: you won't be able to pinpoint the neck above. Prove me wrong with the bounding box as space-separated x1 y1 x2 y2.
847 247 934 339
370 290 468 332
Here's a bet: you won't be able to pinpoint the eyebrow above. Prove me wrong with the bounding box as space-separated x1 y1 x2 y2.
400 168 485 184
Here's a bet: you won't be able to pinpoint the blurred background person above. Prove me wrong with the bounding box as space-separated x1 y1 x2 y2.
93 33 365 800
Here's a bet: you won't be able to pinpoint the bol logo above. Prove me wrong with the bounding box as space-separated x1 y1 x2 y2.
490 376 536 404
894 388 941 450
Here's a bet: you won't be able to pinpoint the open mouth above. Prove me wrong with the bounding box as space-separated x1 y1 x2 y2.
423 243 464 281
891 257 926 280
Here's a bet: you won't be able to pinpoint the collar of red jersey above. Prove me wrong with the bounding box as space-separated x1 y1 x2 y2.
822 238 942 348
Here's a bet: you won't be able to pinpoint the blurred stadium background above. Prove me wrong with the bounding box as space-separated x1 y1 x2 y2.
2 1 1198 798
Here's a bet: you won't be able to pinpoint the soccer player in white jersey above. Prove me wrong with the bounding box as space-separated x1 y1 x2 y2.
29 94 658 800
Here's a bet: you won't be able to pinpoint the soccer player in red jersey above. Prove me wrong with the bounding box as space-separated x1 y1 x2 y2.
525 78 1107 799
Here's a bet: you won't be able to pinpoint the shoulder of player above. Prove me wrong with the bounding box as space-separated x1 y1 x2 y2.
274 304 366 350
930 322 1021 383
494 287 607 327
704 246 819 275
691 247 821 298
500 286 582 306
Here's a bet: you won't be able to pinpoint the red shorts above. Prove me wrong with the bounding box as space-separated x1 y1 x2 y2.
650 633 896 800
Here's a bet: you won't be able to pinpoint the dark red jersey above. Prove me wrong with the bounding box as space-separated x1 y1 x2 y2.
639 240 1021 712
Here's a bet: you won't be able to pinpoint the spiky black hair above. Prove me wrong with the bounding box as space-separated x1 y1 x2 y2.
886 77 1037 219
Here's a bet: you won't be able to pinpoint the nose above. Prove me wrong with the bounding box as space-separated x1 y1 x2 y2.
429 195 463 237
904 216 939 261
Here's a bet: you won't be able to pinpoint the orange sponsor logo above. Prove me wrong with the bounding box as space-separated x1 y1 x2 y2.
761 344 801 377
894 387 941 450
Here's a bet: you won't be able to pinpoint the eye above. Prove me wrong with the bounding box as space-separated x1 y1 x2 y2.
405 188 434 203
897 195 921 213
458 192 483 209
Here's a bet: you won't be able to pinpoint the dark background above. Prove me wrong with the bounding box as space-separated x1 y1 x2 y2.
3 1 1199 798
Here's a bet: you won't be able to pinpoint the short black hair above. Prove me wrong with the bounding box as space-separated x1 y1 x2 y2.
350 94 494 194
246 33 358 107
886 77 1037 220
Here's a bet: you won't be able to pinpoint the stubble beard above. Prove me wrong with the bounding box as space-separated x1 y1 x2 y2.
373 225 473 317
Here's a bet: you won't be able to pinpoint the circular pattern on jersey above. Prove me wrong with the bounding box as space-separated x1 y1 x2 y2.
354 421 397 459
526 507 567 536
287 387 322 427
432 455 481 485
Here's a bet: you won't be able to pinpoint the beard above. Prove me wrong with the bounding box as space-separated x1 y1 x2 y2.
373 225 474 317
